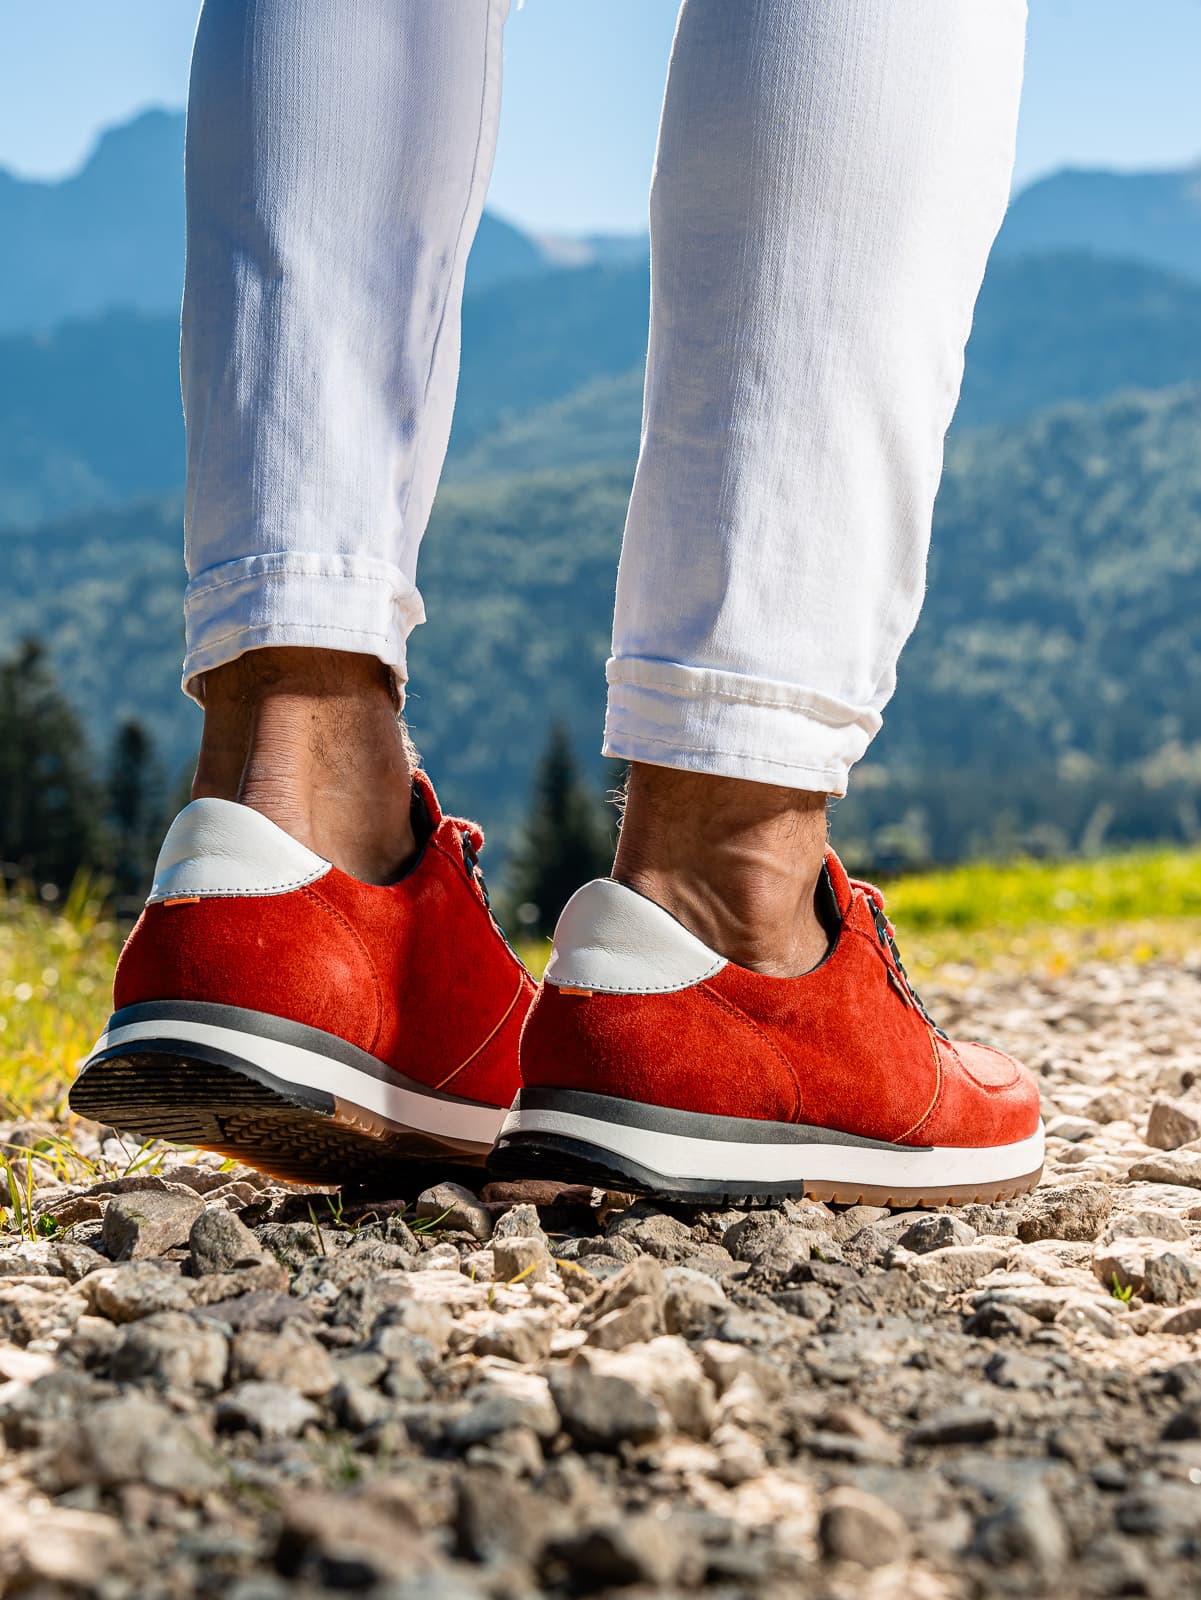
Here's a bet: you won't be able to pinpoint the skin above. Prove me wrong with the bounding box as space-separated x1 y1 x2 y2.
193 646 830 974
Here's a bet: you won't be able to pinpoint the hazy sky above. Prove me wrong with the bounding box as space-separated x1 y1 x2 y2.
2 0 1199 233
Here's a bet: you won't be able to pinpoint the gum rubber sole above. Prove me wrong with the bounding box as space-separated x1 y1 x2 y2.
69 1002 507 1189
489 1088 1046 1209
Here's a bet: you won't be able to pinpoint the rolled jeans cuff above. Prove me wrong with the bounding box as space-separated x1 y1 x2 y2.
181 553 424 703
602 658 883 797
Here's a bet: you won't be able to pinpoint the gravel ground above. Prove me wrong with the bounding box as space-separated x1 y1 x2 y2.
3 956 1201 1598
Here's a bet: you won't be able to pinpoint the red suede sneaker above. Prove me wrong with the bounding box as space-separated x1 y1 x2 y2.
491 849 1043 1207
70 773 533 1184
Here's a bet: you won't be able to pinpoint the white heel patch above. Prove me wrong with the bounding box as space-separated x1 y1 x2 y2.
546 879 726 995
148 800 331 903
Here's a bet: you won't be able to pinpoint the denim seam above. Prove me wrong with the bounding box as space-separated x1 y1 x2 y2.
608 676 871 728
607 728 846 779
186 566 408 603
190 620 398 649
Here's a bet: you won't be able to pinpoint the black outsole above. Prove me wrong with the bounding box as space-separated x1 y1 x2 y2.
70 1041 490 1191
487 1129 1045 1210
487 1131 802 1207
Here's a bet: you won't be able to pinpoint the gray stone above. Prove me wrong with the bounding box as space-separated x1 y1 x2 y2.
491 1203 549 1249
585 1294 665 1350
1017 1183 1113 1242
451 1370 560 1444
101 1190 206 1260
415 1182 492 1242
189 1207 272 1274
333 1380 393 1433
274 1492 438 1590
1116 1482 1201 1537
1146 1098 1201 1151
1045 1114 1100 1142
663 1267 727 1339
547 1515 686 1589
1099 1209 1189 1245
819 1486 911 1569
53 1241 108 1282
606 1207 695 1262
580 1254 664 1317
1141 1249 1201 1306
492 1235 550 1283
61 1393 221 1495
548 1354 666 1450
1092 1239 1148 1295
1160 1302 1201 1335
111 1310 229 1392
231 1323 337 1395
723 1211 812 1264
456 1469 555 1565
1128 1152 1201 1189
909 1408 1001 1447
83 1261 197 1322
472 1310 555 1365
973 1487 1069 1573
895 1213 977 1253
985 1349 1059 1390
218 1380 321 1439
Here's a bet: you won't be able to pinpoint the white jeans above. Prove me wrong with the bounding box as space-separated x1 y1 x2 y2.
182 0 1026 796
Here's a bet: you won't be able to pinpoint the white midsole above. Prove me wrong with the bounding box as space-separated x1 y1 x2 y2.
501 1105 1045 1187
89 1019 504 1148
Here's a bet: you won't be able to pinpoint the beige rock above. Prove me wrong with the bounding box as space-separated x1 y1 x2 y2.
1146 1099 1201 1151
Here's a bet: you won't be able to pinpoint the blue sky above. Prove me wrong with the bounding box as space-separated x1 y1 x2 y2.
2 0 1199 233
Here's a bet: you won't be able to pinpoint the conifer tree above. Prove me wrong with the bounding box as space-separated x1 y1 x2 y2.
506 721 613 938
0 640 106 890
106 718 165 899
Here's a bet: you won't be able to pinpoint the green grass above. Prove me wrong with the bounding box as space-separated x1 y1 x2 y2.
0 876 119 1118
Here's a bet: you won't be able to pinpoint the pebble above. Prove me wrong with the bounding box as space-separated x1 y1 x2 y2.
819 1486 911 1568
1145 1097 1201 1150
415 1182 492 1242
100 1190 206 1260
1017 1182 1113 1242
189 1206 273 1273
217 1380 321 1439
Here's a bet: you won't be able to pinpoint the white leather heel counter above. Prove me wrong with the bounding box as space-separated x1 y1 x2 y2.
544 879 726 995
147 800 331 903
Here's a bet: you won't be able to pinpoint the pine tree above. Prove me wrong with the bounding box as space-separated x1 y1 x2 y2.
106 718 166 899
0 640 107 891
506 722 614 938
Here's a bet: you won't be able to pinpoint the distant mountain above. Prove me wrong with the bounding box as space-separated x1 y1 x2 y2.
3 386 1199 869
0 110 561 337
0 111 186 336
7 247 1201 530
995 164 1201 283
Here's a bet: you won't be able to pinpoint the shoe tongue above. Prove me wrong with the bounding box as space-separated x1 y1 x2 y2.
821 846 855 918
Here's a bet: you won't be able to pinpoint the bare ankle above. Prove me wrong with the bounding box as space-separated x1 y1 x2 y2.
612 763 831 977
192 648 417 884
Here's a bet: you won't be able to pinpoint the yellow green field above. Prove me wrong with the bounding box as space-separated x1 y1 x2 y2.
2 846 1199 1121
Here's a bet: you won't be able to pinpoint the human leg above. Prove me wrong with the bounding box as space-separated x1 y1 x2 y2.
71 0 534 1181
182 0 507 881
498 0 1042 1204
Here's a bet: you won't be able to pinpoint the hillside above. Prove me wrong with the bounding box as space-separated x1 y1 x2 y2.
2 386 1199 869
7 250 1201 530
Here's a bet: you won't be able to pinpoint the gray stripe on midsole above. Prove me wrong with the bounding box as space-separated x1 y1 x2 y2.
108 1001 480 1108
514 1087 933 1151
